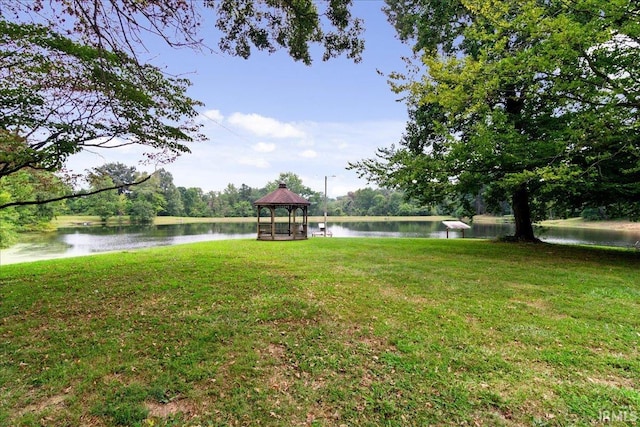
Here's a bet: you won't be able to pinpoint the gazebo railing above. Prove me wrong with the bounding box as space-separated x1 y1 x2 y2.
257 221 307 240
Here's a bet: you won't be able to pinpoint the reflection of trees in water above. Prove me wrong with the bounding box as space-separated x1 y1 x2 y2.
341 221 504 236
174 222 254 236
330 222 639 246
342 222 444 233
535 225 640 246
10 238 71 254
58 222 256 238
59 225 145 236
470 223 515 238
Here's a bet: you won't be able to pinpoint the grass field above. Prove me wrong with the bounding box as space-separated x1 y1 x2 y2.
1 238 638 426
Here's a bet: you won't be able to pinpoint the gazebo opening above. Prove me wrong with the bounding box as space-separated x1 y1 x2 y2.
253 183 310 241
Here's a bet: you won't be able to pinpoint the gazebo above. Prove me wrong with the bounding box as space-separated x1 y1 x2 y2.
253 183 310 240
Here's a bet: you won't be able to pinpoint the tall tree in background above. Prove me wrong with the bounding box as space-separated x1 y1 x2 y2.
265 172 320 200
0 0 363 209
178 187 209 217
128 174 166 223
86 175 119 223
351 0 639 241
85 163 139 221
91 163 139 195
155 169 184 217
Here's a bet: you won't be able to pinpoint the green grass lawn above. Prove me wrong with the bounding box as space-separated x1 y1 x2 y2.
1 239 638 426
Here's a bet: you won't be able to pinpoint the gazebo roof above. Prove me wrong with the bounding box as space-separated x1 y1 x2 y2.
254 183 310 206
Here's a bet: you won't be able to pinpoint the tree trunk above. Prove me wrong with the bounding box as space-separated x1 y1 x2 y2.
511 184 537 242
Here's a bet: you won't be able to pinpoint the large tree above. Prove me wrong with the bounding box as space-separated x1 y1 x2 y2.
351 0 639 241
0 20 203 208
0 0 364 209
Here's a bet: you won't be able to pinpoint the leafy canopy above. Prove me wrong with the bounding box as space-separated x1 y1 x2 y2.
351 0 640 237
0 19 203 206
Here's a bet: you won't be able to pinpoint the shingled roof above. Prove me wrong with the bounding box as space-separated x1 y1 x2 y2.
254 183 311 206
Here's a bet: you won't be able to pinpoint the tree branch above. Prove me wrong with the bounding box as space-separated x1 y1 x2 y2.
0 173 153 209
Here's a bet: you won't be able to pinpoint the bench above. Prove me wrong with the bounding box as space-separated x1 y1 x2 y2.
442 220 471 238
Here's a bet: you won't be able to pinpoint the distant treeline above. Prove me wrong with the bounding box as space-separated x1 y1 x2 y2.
0 163 626 248
61 166 435 222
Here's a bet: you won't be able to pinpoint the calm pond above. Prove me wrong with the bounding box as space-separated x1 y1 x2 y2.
1 220 639 265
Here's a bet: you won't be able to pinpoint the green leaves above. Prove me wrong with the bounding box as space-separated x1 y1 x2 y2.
353 0 640 236
212 0 364 65
0 21 204 182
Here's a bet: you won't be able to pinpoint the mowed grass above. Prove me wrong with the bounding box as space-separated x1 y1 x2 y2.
1 238 638 426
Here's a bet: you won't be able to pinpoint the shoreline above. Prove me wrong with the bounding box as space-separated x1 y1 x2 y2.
538 218 640 232
50 214 640 233
473 215 640 233
50 215 454 228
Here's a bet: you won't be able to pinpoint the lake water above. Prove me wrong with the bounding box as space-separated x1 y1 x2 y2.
1 220 639 265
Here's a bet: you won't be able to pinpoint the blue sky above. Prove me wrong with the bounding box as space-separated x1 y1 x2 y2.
67 1 414 198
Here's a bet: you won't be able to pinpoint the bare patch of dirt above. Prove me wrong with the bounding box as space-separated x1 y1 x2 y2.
586 375 636 389
145 399 196 418
267 343 286 359
19 393 66 416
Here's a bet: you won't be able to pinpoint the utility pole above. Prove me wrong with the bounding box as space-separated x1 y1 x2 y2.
324 175 335 237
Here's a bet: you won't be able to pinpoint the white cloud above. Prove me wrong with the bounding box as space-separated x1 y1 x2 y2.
238 157 270 168
65 112 406 198
228 113 306 138
201 109 224 122
253 142 276 153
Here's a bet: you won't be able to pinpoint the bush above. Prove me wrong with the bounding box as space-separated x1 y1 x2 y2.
129 200 156 224
580 207 606 221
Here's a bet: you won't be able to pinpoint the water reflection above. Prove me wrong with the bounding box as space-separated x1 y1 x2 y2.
1 222 256 265
536 225 640 247
1 221 638 265
328 221 517 240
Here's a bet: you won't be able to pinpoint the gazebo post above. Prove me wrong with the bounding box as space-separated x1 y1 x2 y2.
304 207 308 236
270 207 275 240
291 206 298 240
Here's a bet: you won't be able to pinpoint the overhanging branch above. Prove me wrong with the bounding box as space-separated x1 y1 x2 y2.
0 173 153 210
